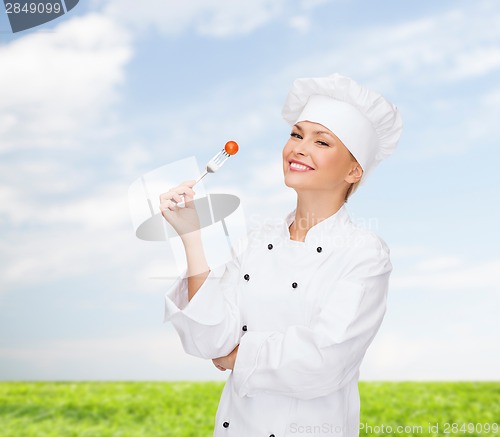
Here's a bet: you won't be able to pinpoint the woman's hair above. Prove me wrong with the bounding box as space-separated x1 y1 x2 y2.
344 180 360 203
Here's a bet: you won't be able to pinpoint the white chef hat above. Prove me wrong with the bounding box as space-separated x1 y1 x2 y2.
281 73 402 182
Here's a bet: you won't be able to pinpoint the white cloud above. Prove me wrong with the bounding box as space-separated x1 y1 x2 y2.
386 245 500 292
282 1 500 87
198 0 286 37
0 178 147 287
300 0 329 9
0 174 129 229
363 328 500 380
390 245 430 260
0 113 17 134
414 256 463 272
481 87 500 106
0 329 227 380
392 257 500 291
448 46 500 80
0 13 132 152
0 226 129 286
288 15 310 33
102 0 286 37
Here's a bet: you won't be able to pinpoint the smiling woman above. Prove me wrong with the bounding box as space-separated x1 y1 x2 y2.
283 121 363 204
160 73 403 437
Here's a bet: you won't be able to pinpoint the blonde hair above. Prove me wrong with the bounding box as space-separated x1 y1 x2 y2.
344 180 360 202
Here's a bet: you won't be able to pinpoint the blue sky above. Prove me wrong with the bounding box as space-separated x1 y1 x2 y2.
1 0 499 381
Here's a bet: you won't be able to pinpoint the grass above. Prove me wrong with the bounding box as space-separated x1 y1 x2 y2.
359 382 500 436
0 382 498 436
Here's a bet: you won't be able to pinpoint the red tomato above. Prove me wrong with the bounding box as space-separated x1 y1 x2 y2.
224 141 239 155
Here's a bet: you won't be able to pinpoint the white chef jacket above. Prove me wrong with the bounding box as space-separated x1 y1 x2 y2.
164 204 392 437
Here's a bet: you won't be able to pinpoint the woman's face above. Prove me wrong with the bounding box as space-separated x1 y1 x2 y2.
282 121 361 192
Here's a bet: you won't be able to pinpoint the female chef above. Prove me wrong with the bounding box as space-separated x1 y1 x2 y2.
160 74 403 437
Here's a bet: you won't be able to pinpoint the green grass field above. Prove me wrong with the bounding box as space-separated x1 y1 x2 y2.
0 382 498 436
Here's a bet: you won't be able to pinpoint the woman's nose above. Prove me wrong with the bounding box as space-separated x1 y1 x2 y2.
292 139 309 156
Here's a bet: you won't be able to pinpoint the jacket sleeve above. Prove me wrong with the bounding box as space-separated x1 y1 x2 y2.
163 235 247 360
231 236 392 400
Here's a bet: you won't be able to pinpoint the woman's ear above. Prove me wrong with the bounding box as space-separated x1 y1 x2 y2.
346 163 363 184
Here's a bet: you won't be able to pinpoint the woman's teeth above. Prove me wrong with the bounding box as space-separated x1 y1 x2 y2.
290 162 312 171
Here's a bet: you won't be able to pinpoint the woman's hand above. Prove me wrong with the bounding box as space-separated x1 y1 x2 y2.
159 180 201 238
212 345 239 371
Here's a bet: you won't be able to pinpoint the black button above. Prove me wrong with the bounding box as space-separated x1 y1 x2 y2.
292 282 298 289
244 274 250 281
269 435 275 437
268 243 273 250
317 246 323 253
223 421 229 428
242 325 247 332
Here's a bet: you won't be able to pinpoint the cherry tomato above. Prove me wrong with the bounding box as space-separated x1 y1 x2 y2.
224 140 239 155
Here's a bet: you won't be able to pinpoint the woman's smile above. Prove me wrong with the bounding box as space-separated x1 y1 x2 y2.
289 159 314 172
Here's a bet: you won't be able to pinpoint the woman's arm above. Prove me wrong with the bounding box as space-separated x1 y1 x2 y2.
160 180 211 301
163 248 244 359
212 345 239 371
181 233 210 302
160 181 244 359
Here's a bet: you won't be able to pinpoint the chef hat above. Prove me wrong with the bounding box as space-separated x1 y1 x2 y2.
281 73 402 182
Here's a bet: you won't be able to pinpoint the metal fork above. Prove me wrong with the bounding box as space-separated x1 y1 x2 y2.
194 148 232 186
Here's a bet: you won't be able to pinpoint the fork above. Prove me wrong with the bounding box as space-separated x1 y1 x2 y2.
177 143 237 207
194 148 232 186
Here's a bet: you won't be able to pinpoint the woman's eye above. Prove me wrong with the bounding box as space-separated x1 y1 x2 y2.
290 132 302 139
317 140 330 147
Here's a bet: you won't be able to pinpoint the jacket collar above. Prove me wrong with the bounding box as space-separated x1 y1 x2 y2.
283 204 351 243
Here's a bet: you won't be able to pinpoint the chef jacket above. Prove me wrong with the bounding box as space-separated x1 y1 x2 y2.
164 204 392 437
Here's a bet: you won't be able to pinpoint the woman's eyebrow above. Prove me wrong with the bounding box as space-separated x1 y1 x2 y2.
293 124 335 139
314 130 335 138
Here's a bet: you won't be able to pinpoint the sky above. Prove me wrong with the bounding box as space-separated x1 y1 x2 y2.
0 0 499 381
